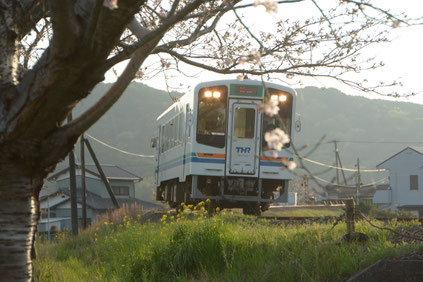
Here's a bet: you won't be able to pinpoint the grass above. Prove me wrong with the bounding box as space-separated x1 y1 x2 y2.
34 204 423 281
262 205 344 217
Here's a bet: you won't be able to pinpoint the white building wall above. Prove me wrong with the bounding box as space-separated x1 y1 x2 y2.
377 148 423 209
373 190 391 205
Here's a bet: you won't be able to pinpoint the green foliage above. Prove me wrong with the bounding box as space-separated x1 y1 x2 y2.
356 202 416 218
34 206 423 282
263 206 344 217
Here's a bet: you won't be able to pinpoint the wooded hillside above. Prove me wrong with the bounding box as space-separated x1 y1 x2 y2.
56 82 423 199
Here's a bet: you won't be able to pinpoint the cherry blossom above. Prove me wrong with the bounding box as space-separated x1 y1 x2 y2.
264 128 290 151
259 99 279 117
286 161 297 171
103 0 118 10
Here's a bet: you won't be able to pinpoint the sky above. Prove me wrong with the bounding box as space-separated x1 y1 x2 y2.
105 0 423 105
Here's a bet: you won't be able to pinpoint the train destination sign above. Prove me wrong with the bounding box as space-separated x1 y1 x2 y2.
230 84 263 98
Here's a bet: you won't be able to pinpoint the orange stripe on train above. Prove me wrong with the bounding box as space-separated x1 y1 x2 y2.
196 153 226 159
259 156 289 162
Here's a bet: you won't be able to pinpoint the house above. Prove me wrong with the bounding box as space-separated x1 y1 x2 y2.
374 147 423 216
39 164 161 234
372 184 391 209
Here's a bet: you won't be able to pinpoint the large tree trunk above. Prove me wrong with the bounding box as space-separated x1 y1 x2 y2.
0 160 43 281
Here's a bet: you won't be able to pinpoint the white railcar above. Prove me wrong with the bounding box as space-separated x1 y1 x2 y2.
152 79 296 215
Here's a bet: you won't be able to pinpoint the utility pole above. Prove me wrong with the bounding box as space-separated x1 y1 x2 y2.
334 141 340 187
302 175 309 202
84 138 120 209
334 141 348 185
80 134 87 229
68 114 78 236
356 158 361 204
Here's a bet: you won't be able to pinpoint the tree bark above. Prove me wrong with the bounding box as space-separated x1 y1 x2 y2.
0 160 43 281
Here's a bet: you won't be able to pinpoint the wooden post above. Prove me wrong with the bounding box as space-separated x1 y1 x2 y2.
80 135 87 229
345 198 355 236
67 114 78 236
84 138 120 209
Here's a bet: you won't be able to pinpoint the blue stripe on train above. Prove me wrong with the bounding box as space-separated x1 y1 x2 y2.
157 158 284 172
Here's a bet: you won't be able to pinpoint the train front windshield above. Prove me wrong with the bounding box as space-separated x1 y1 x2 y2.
196 85 228 148
262 88 293 150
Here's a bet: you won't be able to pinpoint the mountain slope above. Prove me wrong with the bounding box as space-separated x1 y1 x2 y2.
56 83 423 198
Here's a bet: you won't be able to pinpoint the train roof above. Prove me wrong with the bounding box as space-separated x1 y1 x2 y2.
156 79 297 121
194 79 297 95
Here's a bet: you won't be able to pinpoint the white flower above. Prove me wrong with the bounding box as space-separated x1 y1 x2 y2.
263 0 278 13
254 0 278 13
255 50 262 66
286 161 297 171
264 128 290 151
103 0 118 10
259 99 279 117
237 75 244 81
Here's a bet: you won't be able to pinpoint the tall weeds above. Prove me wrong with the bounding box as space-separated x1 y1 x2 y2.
34 203 423 281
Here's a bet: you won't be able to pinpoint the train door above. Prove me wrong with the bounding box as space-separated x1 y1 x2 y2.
226 100 261 176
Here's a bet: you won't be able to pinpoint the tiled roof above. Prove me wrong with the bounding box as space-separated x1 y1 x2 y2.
377 147 423 168
84 164 141 180
410 146 423 155
46 190 161 210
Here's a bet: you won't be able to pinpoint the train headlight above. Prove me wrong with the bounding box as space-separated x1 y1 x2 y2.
279 95 287 102
205 91 212 98
213 91 221 98
270 95 279 101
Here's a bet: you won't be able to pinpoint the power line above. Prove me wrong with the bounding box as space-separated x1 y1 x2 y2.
312 175 388 188
85 133 154 158
299 140 423 146
295 154 386 172
336 140 423 144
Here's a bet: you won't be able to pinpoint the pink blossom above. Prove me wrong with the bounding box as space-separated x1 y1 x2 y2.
254 0 278 13
259 99 279 117
286 161 297 170
264 128 290 151
263 0 278 13
103 0 118 10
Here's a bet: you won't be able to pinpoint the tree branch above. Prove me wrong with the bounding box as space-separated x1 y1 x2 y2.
57 0 205 140
48 0 81 56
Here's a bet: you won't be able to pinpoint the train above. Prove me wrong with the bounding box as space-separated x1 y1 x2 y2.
152 79 296 215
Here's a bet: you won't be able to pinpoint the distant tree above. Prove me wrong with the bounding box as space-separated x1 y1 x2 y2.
0 0 415 279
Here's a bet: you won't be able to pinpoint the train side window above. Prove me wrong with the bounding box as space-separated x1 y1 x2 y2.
179 112 184 143
196 85 228 148
262 88 293 150
160 125 165 153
